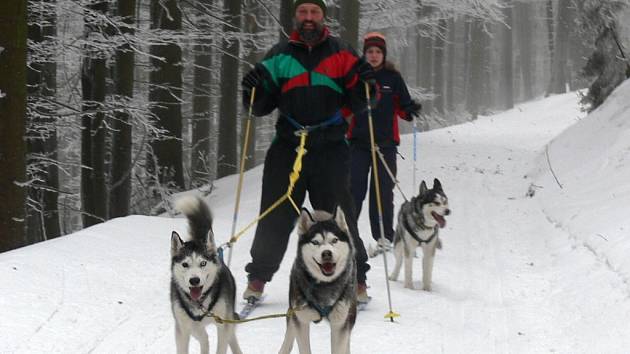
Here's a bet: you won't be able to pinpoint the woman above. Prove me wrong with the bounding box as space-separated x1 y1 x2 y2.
347 32 421 248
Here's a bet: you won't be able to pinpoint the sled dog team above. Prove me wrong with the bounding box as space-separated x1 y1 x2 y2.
170 178 450 354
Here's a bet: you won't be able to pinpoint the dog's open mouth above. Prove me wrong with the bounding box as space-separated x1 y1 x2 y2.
317 261 336 276
432 212 446 228
189 286 203 300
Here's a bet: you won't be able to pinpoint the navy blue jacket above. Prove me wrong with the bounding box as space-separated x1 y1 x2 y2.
346 64 414 148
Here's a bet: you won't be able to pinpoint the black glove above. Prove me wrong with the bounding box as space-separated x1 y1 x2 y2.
241 64 265 92
403 100 422 121
356 59 375 84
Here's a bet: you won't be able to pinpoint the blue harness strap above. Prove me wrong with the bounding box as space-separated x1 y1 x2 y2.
283 110 344 134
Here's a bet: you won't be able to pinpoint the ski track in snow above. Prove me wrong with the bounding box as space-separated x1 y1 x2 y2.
3 92 630 353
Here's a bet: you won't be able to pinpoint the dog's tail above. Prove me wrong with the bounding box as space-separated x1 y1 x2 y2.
174 196 214 244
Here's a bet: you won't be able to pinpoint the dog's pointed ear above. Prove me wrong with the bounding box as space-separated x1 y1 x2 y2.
298 208 315 235
433 178 442 191
171 231 184 257
419 180 428 195
333 206 348 233
206 228 217 253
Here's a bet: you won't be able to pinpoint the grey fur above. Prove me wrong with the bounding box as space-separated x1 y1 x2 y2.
279 208 357 354
170 196 242 354
390 179 450 291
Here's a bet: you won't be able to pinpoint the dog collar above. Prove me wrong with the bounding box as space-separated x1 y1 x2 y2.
403 216 438 244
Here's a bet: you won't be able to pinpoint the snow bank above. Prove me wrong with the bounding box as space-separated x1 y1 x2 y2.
532 78 630 281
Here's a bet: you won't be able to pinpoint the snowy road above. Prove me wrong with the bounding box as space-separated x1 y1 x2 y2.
3 91 630 353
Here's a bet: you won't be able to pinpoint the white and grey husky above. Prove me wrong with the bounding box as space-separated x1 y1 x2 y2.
390 178 451 291
279 207 357 354
170 196 242 354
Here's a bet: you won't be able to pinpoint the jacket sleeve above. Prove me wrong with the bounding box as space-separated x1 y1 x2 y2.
394 72 413 120
343 50 378 116
242 46 281 117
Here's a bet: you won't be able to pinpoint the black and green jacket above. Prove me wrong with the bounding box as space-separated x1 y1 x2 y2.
244 27 371 147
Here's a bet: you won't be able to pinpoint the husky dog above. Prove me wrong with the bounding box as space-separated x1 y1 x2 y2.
170 196 242 354
389 178 450 291
279 208 357 354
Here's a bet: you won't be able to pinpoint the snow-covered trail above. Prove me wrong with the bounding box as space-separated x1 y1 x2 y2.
3 91 630 353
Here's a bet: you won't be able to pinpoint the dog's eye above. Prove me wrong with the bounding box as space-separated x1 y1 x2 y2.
200 261 207 267
311 240 320 246
331 238 338 244
182 262 189 268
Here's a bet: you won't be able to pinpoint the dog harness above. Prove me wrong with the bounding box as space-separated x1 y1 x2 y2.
300 282 341 321
283 110 344 135
402 199 438 244
176 278 223 322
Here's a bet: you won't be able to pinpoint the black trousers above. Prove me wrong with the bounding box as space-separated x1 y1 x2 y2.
350 144 397 242
245 139 370 283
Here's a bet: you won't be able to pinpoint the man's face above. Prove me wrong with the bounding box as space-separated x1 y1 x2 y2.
294 4 325 43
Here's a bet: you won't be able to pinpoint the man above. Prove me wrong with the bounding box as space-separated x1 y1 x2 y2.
240 0 375 303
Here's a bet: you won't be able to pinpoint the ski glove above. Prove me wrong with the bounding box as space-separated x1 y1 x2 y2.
242 64 265 92
403 100 422 121
356 59 376 84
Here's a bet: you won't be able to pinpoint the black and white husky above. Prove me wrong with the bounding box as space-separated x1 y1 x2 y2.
279 208 357 354
390 178 451 291
170 196 242 354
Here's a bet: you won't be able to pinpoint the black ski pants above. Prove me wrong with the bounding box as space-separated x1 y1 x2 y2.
350 144 397 242
245 138 370 283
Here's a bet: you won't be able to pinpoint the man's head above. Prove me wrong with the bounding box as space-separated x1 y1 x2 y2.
293 1 327 44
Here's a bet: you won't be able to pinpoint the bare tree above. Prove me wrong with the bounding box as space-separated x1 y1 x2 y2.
550 0 573 94
217 0 241 178
0 0 28 251
149 0 185 190
339 0 360 49
499 0 514 109
110 0 136 218
81 1 109 227
27 0 61 239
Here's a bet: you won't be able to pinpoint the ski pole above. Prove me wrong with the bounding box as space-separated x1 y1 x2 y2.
227 87 256 268
364 82 399 322
413 114 417 193
376 147 408 202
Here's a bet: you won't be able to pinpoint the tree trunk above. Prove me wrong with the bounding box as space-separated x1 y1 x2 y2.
432 19 447 115
81 1 108 227
446 18 456 112
468 18 485 119
110 0 136 218
217 0 241 178
500 0 515 109
550 0 572 94
279 0 293 40
515 1 533 101
26 0 60 240
339 0 359 49
191 0 213 187
242 0 263 171
149 0 185 190
0 0 28 251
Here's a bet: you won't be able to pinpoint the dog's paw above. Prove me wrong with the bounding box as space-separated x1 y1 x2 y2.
404 282 415 289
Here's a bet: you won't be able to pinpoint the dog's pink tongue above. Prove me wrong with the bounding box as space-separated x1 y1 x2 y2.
432 212 446 228
190 287 202 300
322 262 335 274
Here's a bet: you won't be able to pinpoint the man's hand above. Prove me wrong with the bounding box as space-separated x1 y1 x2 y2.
403 100 422 121
242 64 265 92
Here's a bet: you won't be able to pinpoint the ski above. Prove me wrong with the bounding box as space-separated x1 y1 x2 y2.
357 296 372 311
238 295 266 319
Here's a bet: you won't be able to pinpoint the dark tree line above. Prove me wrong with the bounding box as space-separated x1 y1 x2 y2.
0 0 628 252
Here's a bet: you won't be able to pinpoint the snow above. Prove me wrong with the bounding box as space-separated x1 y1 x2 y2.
3 81 630 353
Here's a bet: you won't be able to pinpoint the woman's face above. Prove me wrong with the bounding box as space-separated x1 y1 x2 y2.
365 46 384 68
